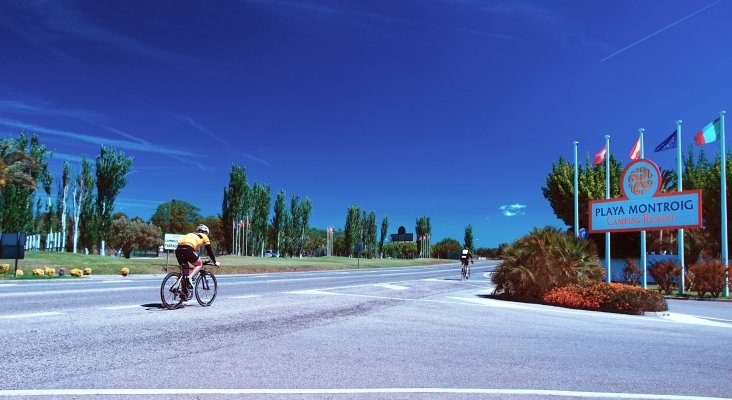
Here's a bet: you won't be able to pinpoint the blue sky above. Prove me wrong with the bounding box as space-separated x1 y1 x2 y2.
0 0 730 248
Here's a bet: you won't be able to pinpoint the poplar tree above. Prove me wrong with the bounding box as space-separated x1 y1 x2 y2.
251 183 271 256
271 189 286 254
95 146 133 252
378 216 389 258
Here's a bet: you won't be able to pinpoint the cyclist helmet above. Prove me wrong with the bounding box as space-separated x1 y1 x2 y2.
196 224 210 235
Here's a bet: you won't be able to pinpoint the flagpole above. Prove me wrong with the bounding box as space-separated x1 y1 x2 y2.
639 128 647 288
573 141 579 237
605 134 611 283
720 110 728 297
676 120 685 295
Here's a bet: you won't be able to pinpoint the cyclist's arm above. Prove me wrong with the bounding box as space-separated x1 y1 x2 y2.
204 244 217 264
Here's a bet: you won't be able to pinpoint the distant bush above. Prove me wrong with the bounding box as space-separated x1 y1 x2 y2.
32 268 45 276
491 227 604 300
44 267 55 276
383 242 418 259
687 260 727 299
621 258 641 285
83 267 92 275
69 268 83 277
0 264 9 274
120 267 129 277
649 260 681 294
544 282 667 314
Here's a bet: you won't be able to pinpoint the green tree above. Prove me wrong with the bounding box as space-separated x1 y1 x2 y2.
431 238 461 259
464 224 474 252
95 146 133 252
270 189 287 254
250 183 271 256
150 199 202 234
77 157 97 253
0 134 51 233
378 216 389 258
220 164 249 254
298 198 313 257
57 162 71 251
344 205 362 257
109 215 162 258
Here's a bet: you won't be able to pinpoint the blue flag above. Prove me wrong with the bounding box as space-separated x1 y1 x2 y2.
654 130 677 152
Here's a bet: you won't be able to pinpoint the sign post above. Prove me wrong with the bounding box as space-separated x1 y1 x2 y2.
163 233 184 269
589 159 702 284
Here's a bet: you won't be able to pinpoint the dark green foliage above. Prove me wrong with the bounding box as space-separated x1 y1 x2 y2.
150 199 202 234
431 238 461 259
491 226 605 300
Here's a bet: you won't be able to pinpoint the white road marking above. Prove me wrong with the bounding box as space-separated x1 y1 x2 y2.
0 286 153 297
0 312 64 319
375 283 409 290
0 387 727 399
0 283 18 287
661 313 732 328
288 289 343 296
99 305 139 310
230 294 262 299
101 280 135 283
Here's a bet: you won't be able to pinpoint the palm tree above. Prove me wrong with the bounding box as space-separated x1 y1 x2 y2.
0 138 39 189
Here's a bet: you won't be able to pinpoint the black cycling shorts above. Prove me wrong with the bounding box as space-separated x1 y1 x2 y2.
175 245 200 270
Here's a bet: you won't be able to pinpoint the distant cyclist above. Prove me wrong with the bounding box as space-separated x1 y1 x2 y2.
175 224 220 297
460 248 473 276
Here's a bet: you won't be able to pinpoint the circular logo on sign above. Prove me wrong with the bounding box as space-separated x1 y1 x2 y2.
621 159 661 199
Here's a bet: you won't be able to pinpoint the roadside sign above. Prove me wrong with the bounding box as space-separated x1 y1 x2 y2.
164 234 184 250
578 228 588 240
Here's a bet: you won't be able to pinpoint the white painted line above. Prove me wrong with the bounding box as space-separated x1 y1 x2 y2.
287 289 343 296
422 278 443 282
0 387 727 399
661 313 732 328
0 312 64 319
0 284 18 287
99 305 139 310
230 295 262 299
101 280 135 284
0 286 153 297
375 283 409 290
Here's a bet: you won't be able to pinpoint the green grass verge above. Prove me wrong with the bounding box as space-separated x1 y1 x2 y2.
0 252 454 279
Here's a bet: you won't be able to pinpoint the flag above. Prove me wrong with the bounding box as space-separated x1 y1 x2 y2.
593 145 607 166
694 117 722 146
629 137 641 160
654 130 677 152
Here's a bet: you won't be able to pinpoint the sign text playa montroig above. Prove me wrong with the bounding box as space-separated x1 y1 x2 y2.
589 159 702 233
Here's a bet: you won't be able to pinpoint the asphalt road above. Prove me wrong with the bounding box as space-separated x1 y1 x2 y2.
1 261 731 400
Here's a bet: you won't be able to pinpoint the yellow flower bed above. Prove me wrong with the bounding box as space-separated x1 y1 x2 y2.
83 267 92 275
33 268 45 276
70 268 83 277
120 267 130 277
0 264 9 274
44 267 56 276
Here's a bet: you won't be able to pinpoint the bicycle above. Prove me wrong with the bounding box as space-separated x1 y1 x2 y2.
461 259 471 280
160 259 218 310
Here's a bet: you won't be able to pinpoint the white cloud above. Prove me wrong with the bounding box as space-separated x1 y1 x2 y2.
500 203 526 217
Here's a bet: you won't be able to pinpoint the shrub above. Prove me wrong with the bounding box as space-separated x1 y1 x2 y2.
649 260 681 294
69 268 83 277
120 267 130 277
621 258 641 285
491 227 605 300
0 264 9 274
83 267 92 275
687 260 727 299
15 269 23 277
44 267 56 276
544 282 667 314
32 268 45 276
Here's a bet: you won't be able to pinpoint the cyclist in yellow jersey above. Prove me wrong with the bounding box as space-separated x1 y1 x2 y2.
175 224 220 294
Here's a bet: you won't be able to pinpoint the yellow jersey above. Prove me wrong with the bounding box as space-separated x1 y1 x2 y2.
178 232 211 248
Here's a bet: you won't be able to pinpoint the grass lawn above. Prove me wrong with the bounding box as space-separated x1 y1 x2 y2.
642 283 732 301
0 252 455 279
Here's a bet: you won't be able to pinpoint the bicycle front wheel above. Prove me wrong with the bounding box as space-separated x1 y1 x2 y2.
161 272 185 310
195 271 218 306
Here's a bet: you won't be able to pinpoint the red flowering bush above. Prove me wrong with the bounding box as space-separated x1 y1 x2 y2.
649 260 681 294
687 260 728 299
544 282 667 314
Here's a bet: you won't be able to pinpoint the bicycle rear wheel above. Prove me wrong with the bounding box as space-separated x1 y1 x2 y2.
195 271 218 306
161 272 185 310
